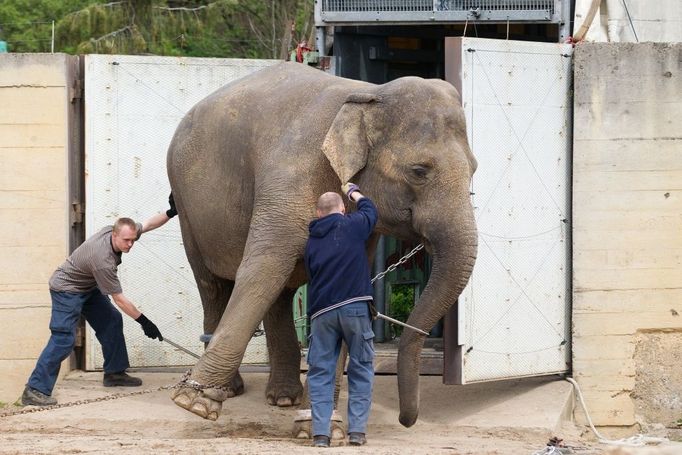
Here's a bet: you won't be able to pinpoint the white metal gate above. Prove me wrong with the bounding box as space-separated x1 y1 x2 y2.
84 55 277 369
445 37 573 383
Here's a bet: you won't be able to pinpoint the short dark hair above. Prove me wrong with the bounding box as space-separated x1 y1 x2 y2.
113 217 138 234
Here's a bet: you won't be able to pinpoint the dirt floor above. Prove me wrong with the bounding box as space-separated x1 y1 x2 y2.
0 370 680 455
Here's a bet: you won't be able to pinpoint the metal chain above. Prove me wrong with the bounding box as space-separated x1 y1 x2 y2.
0 369 231 419
371 243 424 284
173 369 231 394
0 384 176 418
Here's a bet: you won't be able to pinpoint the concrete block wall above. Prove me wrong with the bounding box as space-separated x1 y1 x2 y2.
0 54 78 404
572 42 682 426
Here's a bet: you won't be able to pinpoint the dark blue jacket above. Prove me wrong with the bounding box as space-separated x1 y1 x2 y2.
305 197 378 320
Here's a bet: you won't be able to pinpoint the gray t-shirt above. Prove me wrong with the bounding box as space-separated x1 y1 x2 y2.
49 223 143 295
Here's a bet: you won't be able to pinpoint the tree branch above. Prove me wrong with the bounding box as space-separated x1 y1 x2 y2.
91 25 132 43
154 5 208 12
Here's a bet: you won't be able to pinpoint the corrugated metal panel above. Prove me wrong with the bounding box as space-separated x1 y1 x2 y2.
448 37 572 382
84 55 277 370
317 0 561 23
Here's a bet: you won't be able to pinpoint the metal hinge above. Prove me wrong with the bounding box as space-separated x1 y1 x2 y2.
70 201 84 226
70 78 83 103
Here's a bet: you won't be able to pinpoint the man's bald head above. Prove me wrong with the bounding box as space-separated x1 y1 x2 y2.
316 192 344 217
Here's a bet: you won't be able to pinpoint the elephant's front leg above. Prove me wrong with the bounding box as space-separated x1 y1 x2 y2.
171 249 299 420
263 288 303 407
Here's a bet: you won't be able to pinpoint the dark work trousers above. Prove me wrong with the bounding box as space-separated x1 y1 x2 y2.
27 288 130 396
307 301 375 438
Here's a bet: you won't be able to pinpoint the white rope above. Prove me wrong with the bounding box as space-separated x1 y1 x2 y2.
565 377 672 447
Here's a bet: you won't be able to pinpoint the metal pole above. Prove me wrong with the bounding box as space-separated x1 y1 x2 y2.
163 337 201 359
376 312 428 336
51 20 55 53
559 0 571 42
315 26 325 56
372 235 386 342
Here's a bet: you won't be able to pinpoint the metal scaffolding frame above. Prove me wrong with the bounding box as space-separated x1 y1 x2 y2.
314 0 571 56
316 0 564 24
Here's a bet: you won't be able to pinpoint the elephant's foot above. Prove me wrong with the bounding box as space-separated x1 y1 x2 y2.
171 386 227 421
265 376 303 407
292 409 345 440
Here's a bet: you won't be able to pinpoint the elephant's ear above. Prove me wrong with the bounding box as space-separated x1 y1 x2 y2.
322 93 377 184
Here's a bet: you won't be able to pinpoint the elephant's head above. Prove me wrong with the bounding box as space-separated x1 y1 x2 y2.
322 77 478 427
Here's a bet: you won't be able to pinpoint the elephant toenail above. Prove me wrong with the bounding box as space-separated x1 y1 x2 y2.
190 401 208 418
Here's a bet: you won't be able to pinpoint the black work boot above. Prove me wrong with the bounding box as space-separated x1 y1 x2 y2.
312 435 330 448
21 386 57 406
348 432 367 446
103 371 143 387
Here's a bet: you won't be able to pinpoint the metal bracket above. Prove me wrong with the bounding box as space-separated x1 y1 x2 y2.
70 201 84 226
70 79 83 103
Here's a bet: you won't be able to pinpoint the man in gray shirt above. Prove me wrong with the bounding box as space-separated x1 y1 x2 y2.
22 195 178 407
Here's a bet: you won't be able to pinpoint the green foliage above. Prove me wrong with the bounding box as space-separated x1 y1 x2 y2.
0 0 96 52
389 284 415 338
0 0 314 58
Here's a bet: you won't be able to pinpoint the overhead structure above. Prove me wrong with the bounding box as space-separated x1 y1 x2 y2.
315 0 571 52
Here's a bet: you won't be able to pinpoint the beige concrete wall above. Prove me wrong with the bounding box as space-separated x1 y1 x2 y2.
0 53 77 404
573 42 682 426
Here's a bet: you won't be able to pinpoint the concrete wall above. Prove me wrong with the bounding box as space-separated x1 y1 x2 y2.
0 54 79 404
572 42 682 426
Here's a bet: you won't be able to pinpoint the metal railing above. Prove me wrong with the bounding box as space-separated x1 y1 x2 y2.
316 0 562 23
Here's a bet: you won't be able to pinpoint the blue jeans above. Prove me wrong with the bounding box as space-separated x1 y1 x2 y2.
27 289 130 396
307 301 375 437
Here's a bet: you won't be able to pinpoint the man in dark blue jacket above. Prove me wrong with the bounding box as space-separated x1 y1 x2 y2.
304 182 378 448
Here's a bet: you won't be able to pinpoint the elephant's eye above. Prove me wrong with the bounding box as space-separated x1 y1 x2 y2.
410 164 430 179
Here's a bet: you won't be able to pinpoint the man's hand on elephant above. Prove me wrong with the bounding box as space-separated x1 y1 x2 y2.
166 193 178 218
342 183 360 199
136 313 164 341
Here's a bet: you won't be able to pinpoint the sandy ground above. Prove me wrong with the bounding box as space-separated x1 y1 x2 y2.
0 370 679 455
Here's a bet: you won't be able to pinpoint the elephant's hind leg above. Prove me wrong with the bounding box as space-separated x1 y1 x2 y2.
264 288 303 407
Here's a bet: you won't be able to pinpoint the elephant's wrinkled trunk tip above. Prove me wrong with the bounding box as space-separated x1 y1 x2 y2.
399 411 418 428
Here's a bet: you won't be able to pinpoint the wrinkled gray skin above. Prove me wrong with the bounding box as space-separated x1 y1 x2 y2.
167 62 477 428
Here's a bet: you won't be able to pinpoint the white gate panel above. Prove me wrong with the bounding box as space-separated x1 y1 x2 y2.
447 38 572 382
84 55 277 369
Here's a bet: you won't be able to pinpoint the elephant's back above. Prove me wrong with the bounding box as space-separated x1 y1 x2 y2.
165 63 372 279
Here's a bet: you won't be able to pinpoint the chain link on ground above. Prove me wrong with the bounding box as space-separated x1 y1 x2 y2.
0 368 239 419
0 384 175 418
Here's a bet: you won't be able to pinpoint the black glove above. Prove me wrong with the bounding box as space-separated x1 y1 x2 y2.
165 193 178 218
136 313 163 341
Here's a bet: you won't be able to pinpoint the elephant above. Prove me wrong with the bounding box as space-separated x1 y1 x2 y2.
167 61 478 428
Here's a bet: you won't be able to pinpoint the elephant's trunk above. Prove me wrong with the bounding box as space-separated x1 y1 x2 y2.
397 198 477 428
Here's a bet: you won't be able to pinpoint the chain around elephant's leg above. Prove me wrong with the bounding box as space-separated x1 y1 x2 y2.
170 372 230 421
